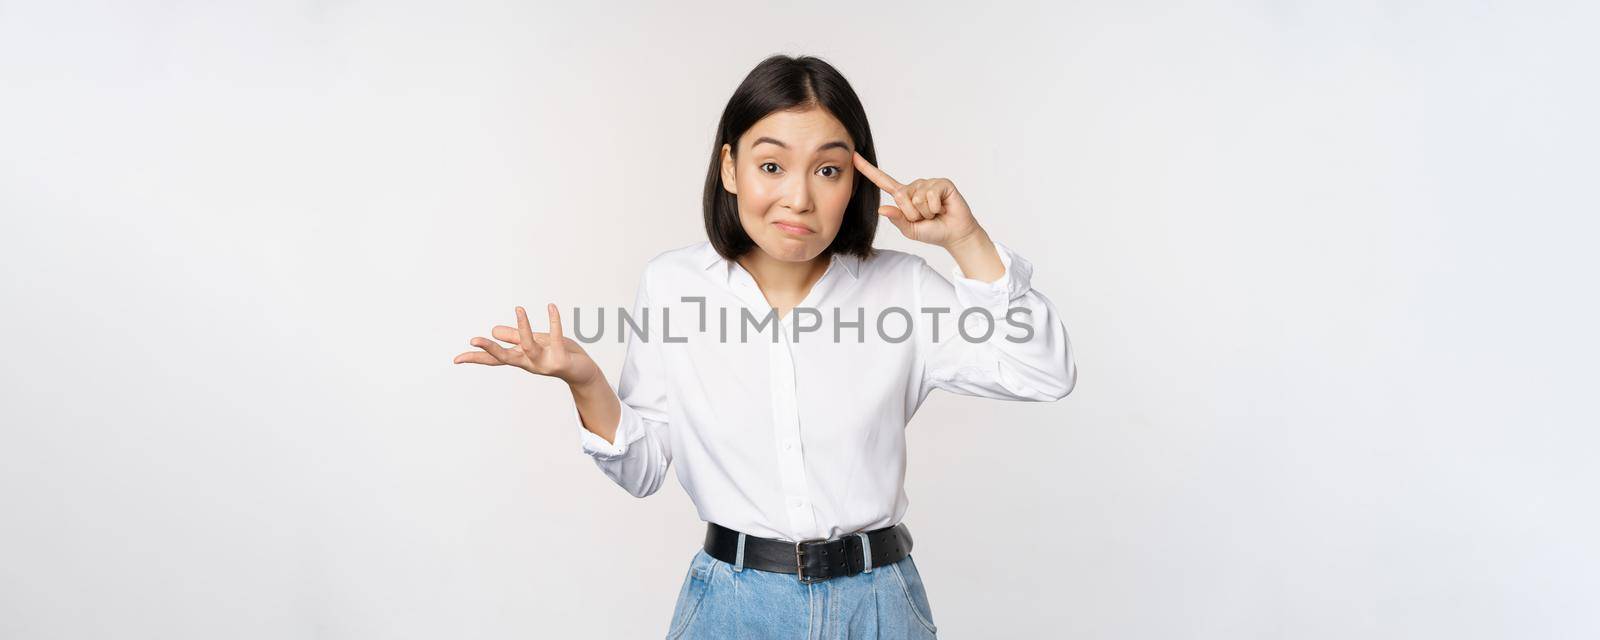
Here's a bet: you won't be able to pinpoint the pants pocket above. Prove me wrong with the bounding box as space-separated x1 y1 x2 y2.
666 550 716 639
890 554 939 635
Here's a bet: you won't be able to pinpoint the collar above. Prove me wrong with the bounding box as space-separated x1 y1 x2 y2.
700 243 860 280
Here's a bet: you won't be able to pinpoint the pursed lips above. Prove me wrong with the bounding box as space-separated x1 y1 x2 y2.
772 220 813 234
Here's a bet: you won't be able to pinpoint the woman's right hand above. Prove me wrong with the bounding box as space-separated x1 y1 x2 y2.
453 303 602 389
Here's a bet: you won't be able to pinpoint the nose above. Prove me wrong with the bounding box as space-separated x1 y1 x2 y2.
781 172 813 214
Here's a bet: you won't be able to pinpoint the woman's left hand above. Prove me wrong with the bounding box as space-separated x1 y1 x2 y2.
853 151 983 249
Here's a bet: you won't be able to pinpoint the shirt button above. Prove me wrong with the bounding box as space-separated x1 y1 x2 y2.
783 439 795 451
789 496 805 508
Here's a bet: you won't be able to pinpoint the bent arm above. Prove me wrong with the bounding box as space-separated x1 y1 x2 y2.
915 236 1078 402
575 269 674 498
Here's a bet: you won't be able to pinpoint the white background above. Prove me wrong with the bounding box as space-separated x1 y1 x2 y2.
3 1 1597 638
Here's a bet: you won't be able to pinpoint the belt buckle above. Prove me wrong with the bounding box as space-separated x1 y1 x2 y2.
794 537 827 584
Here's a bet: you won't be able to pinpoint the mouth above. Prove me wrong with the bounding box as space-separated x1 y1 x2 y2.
772 220 813 235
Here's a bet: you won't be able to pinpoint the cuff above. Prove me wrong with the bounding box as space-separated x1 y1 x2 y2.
949 239 1035 312
578 395 640 461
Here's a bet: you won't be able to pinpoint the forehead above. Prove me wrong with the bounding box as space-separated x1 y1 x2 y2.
742 107 850 149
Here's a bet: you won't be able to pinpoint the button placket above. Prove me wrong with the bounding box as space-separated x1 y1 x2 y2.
729 262 827 542
771 313 816 538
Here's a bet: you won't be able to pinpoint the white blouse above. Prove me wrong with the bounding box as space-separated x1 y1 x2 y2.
576 239 1077 543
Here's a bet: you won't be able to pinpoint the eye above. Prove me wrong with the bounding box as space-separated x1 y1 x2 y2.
818 166 841 178
760 162 781 174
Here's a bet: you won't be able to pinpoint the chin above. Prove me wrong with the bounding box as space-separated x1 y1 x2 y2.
757 236 817 261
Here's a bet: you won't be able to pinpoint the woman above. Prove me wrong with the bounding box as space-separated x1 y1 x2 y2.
454 54 1077 638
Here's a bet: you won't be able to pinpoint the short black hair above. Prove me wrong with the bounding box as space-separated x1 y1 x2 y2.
702 54 880 264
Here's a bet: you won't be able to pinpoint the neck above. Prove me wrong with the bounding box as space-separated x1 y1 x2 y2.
736 250 830 310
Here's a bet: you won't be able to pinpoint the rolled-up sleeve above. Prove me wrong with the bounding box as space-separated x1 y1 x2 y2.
913 240 1078 402
576 268 673 498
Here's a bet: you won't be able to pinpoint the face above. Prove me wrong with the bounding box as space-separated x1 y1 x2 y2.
720 106 855 263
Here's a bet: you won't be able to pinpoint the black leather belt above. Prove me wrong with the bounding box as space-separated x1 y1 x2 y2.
703 521 914 584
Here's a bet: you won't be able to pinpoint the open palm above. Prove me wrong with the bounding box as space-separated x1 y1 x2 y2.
452 303 601 387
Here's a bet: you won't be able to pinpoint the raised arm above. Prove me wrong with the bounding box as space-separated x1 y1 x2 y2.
573 269 674 498
851 150 1076 402
913 233 1077 401
452 269 673 499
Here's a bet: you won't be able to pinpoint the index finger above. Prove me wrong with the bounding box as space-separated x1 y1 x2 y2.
516 306 541 351
853 151 903 193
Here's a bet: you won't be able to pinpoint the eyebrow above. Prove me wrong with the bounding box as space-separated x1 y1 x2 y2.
751 137 852 154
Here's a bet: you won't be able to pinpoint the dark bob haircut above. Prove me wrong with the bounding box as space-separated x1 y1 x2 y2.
702 54 881 264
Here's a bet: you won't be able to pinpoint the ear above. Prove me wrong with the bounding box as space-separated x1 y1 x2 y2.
720 143 738 195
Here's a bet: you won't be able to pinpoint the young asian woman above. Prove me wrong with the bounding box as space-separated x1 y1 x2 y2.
454 54 1078 639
